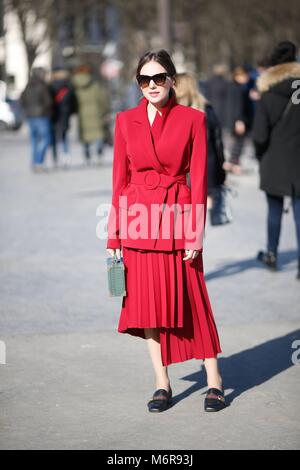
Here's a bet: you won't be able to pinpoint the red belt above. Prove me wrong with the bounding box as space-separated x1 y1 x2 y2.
130 169 187 190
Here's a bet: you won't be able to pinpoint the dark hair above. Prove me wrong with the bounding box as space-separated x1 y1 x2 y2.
136 49 177 96
232 65 248 77
31 67 47 80
269 41 297 66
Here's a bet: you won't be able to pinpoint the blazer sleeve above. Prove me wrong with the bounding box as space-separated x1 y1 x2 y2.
185 111 208 252
106 112 129 249
252 98 270 160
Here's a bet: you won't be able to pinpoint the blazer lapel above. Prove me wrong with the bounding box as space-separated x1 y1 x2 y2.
133 94 177 173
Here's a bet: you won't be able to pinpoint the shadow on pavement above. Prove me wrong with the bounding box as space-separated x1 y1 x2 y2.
171 328 300 409
205 250 298 281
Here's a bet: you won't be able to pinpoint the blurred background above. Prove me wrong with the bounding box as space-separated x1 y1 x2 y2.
0 0 300 451
1 0 300 129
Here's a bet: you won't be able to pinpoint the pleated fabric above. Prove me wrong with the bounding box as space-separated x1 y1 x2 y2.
118 246 222 367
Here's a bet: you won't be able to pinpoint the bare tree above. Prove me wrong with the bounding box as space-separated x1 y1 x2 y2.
5 0 55 76
5 0 300 83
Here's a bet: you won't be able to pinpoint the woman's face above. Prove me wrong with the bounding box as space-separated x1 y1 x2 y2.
138 60 174 105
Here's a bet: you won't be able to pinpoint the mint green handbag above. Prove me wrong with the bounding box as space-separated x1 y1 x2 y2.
106 255 127 297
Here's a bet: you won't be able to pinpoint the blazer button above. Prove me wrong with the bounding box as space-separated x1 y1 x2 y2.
144 170 161 190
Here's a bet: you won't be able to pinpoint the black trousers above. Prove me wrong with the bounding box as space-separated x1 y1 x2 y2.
266 192 300 258
229 134 246 165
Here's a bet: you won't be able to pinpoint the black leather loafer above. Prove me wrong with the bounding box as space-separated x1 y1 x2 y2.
204 387 226 412
147 387 173 412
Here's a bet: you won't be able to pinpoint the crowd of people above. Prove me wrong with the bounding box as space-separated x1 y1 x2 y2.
20 64 110 171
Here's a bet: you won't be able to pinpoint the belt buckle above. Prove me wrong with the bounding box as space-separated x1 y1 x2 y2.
144 170 161 190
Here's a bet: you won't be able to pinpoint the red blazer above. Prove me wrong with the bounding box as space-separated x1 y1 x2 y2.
106 93 208 251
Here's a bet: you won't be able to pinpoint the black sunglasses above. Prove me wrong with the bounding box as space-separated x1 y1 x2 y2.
136 72 169 88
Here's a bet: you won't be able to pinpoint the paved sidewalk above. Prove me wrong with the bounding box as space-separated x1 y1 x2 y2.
0 129 299 449
1 322 300 450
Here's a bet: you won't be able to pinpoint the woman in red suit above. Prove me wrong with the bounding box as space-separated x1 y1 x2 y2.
106 49 226 412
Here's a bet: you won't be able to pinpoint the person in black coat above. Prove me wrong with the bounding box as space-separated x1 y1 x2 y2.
20 67 53 171
205 63 229 130
252 41 300 279
205 103 226 196
225 66 255 174
49 68 77 166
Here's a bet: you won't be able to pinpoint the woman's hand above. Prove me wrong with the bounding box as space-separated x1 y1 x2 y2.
107 248 122 260
183 249 200 261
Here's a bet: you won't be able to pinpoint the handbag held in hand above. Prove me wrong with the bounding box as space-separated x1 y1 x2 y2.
106 254 127 297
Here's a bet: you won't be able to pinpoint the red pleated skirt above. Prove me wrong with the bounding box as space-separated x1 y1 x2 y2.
118 246 222 367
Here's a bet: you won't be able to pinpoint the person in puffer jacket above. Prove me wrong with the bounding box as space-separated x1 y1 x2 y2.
253 40 300 279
